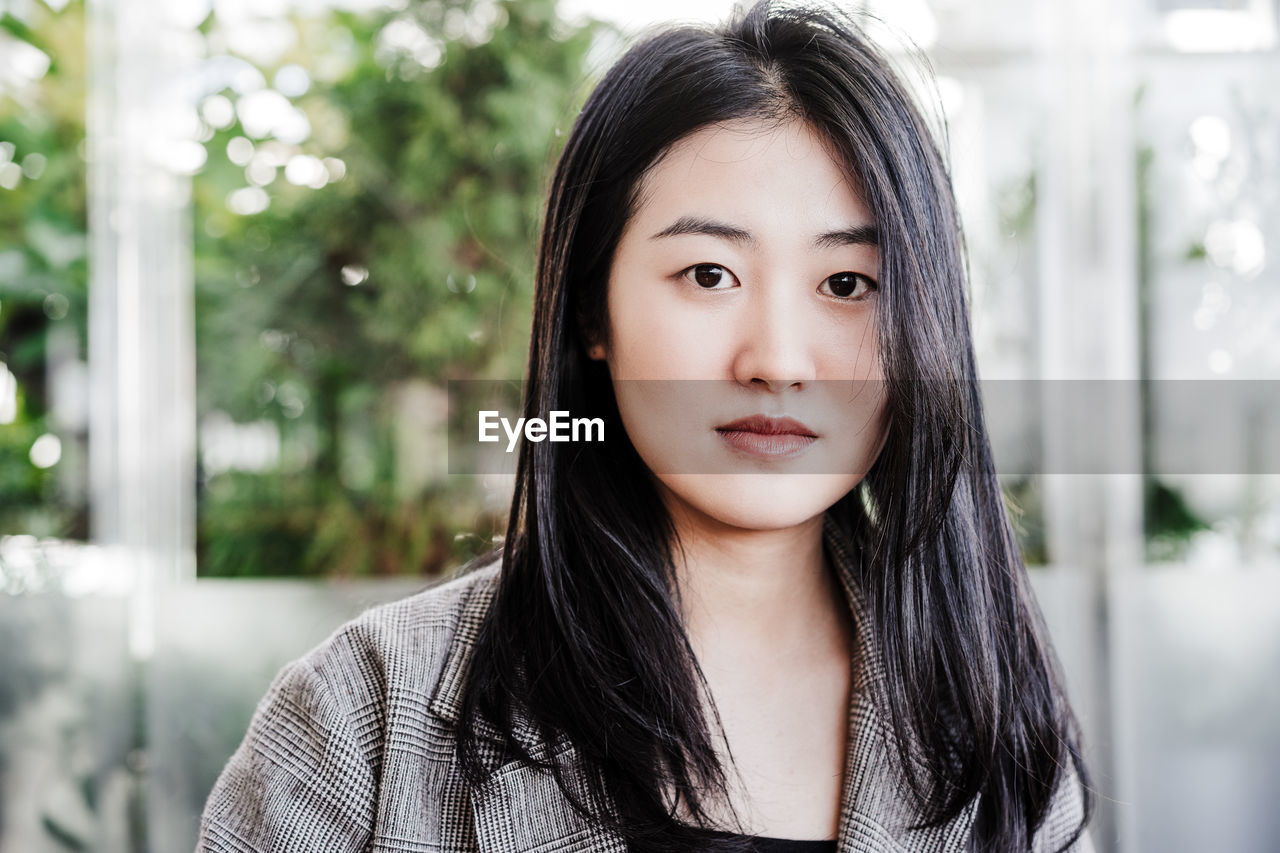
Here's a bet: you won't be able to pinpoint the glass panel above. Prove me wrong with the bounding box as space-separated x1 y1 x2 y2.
0 584 132 851
1135 52 1280 562
146 577 424 850
1112 570 1280 853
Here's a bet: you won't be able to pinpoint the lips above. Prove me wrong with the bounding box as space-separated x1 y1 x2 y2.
714 415 818 459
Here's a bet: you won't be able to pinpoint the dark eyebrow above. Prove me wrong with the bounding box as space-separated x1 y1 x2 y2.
650 216 755 246
812 225 879 250
650 216 879 250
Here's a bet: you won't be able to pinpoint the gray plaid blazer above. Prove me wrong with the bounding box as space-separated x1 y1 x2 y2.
199 528 1093 852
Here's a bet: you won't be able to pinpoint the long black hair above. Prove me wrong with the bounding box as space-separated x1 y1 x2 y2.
456 3 1093 851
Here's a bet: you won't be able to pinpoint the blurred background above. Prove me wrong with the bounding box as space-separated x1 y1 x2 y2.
1 0 1278 849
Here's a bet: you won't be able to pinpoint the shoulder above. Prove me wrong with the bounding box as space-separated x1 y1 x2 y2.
198 558 501 852
324 555 500 652
299 557 501 712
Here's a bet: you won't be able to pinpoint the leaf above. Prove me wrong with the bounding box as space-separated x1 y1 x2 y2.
25 219 86 271
40 814 87 851
0 12 45 50
0 13 59 76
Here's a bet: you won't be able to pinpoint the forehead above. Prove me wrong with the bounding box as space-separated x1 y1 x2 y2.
628 117 873 234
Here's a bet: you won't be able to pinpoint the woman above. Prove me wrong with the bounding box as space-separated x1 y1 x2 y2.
200 2 1095 851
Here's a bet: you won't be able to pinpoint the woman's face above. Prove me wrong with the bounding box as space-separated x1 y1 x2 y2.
591 117 888 533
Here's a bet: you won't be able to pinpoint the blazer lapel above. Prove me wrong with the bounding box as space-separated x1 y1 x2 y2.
427 569 628 852
833 676 977 852
470 743 629 853
827 521 977 853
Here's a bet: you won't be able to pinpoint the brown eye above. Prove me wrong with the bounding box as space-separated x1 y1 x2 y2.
684 264 736 289
820 271 876 299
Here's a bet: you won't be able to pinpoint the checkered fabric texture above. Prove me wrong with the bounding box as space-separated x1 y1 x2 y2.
198 522 1094 852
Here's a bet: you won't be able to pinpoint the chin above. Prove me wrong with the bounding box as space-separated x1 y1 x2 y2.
657 472 861 534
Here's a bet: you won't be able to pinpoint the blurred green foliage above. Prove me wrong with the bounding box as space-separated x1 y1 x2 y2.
1 0 602 574
1001 477 1048 566
0 0 88 538
193 0 600 576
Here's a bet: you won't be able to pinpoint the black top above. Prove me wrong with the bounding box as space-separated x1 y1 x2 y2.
711 831 838 852
741 837 837 853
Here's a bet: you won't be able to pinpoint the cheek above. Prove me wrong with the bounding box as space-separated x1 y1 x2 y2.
610 378 705 472
815 310 882 382
862 394 891 471
605 274 734 380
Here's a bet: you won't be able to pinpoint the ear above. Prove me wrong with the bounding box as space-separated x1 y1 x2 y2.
580 321 607 360
576 303 607 361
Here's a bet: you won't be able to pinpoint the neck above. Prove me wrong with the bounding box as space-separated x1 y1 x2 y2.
667 506 852 671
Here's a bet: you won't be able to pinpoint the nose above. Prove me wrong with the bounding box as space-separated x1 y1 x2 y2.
730 285 817 392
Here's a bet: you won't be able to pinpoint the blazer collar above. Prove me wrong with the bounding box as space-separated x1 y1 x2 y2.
433 522 975 852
